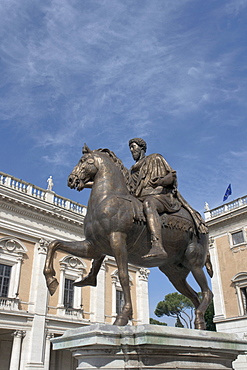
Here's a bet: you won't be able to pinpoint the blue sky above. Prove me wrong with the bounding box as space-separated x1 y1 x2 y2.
1 0 247 324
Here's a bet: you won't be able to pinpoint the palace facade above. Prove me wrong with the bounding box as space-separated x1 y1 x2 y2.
205 195 247 369
0 171 149 370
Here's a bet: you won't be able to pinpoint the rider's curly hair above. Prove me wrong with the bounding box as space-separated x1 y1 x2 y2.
129 138 147 152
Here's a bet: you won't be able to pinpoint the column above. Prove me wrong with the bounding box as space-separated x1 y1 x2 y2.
8 253 23 299
136 267 150 324
57 263 66 307
209 238 226 320
25 240 49 367
111 276 117 323
9 330 25 370
44 331 54 370
92 262 106 323
28 240 49 314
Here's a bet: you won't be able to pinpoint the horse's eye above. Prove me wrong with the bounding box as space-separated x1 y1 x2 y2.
87 158 94 164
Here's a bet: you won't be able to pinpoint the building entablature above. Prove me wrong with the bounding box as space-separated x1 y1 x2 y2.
0 171 87 226
45 315 91 334
0 310 35 328
205 195 247 225
214 314 247 325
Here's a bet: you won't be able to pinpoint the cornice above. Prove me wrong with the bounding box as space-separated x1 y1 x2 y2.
0 185 85 224
206 207 247 229
0 195 84 231
0 220 83 243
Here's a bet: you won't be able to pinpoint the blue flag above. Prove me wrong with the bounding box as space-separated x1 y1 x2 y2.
223 184 232 201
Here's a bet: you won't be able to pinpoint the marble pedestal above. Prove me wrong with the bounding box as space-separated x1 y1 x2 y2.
52 323 247 370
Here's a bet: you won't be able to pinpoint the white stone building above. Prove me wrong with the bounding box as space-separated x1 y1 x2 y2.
205 195 247 369
0 171 149 370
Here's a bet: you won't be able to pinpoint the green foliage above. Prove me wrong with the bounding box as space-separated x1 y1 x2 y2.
155 292 193 316
198 292 216 331
204 300 216 331
149 318 167 326
154 292 195 329
154 292 194 328
175 317 184 327
154 292 216 330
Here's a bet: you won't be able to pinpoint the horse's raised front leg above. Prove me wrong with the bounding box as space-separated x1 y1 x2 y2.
43 239 99 296
110 232 132 326
43 240 60 296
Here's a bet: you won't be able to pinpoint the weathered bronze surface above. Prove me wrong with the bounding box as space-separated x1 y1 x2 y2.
44 139 213 329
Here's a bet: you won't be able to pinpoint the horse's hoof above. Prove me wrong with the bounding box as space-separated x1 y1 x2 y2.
48 278 59 296
113 315 129 326
73 276 97 287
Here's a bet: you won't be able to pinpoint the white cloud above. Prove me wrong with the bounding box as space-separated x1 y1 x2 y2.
224 0 247 15
1 0 247 195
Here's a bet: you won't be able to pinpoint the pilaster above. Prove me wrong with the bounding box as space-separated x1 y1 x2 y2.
9 330 26 370
136 267 150 324
90 260 106 323
209 237 226 321
44 331 54 370
24 239 49 369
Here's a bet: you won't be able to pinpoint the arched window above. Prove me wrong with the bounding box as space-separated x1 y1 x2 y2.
231 272 247 316
0 237 27 310
57 255 87 319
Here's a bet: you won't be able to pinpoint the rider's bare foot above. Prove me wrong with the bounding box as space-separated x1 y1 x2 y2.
142 242 167 259
73 275 97 287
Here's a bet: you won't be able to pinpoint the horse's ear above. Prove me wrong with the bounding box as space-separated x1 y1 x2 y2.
82 143 91 154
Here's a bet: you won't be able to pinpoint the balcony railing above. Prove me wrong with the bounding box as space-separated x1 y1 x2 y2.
0 297 19 311
0 171 87 217
57 306 84 319
205 195 247 221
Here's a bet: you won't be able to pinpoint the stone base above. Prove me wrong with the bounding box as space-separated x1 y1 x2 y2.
51 323 247 370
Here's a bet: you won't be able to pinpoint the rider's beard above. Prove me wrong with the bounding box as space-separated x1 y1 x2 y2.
132 150 141 161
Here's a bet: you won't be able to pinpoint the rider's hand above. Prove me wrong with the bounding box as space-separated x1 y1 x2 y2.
150 173 175 187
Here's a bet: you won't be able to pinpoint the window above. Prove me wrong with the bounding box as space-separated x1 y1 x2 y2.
0 264 12 297
116 290 124 315
56 255 87 318
231 272 247 316
232 230 245 245
240 287 247 315
0 237 27 299
64 278 74 309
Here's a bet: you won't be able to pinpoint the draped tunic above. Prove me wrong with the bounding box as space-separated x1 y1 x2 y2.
129 153 181 213
129 153 208 234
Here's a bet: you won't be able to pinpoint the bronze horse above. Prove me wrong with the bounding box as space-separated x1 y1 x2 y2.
44 145 213 329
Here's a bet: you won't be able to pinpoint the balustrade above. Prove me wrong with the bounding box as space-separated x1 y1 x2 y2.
205 195 247 220
57 306 84 319
0 297 19 311
0 170 87 216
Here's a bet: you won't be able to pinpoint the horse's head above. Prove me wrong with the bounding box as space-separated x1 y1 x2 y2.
68 144 98 191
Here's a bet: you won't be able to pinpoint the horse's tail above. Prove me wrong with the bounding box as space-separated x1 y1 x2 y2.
205 252 213 278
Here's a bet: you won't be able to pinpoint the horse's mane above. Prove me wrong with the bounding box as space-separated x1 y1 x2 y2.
97 148 132 192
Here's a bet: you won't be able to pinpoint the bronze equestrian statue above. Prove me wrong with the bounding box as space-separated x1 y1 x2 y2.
43 138 213 329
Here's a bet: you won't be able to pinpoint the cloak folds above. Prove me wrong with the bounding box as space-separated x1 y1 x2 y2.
129 153 208 235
